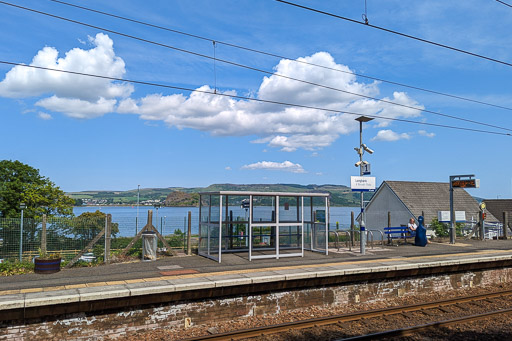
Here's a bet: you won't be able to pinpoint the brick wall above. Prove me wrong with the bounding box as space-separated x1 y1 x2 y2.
1 267 511 340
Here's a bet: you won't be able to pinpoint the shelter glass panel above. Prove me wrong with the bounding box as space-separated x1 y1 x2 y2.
279 196 301 223
304 223 312 250
210 195 221 223
279 225 301 251
303 197 312 222
200 195 210 223
252 196 276 223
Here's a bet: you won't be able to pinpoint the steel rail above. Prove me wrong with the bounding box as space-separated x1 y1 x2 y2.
181 289 512 340
340 306 512 340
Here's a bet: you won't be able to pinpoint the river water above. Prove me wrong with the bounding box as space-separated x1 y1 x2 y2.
73 206 359 237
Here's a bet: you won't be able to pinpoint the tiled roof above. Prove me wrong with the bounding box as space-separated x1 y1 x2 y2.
482 199 512 223
384 181 498 223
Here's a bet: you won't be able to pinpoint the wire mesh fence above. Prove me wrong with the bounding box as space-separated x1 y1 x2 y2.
0 216 105 262
0 213 198 263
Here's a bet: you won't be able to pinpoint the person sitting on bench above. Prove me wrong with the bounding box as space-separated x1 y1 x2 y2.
407 218 417 232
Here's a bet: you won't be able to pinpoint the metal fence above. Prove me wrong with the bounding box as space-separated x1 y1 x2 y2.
0 213 197 263
0 216 105 262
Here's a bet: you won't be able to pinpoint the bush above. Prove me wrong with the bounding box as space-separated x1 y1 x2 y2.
430 218 465 237
0 260 34 276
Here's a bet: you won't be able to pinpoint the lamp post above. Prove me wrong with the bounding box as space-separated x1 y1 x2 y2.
136 185 140 235
354 116 374 255
163 216 166 236
19 203 26 262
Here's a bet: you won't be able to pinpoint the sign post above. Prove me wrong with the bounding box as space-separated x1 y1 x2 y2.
449 174 479 244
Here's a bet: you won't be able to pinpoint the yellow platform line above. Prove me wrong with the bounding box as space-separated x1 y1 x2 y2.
0 249 510 296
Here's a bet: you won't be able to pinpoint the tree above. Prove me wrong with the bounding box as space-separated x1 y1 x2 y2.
0 160 74 218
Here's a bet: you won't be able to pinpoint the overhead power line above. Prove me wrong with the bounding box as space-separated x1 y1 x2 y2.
1 1 510 133
496 0 512 9
46 0 512 113
275 0 512 68
0 60 510 137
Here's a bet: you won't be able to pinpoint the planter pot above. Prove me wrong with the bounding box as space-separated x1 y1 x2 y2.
34 257 61 274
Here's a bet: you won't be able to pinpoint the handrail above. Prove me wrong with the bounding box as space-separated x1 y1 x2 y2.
366 230 374 249
339 230 352 251
367 229 385 246
328 230 339 251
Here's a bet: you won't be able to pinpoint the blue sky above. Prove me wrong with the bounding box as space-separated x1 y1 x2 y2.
1 0 511 198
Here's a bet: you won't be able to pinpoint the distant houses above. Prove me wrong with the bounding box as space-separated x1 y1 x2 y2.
359 181 498 230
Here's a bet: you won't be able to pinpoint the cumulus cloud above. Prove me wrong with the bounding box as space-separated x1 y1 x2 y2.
0 36 425 150
37 112 52 120
418 129 435 138
225 166 232 171
371 129 411 142
241 161 306 173
0 33 132 118
117 51 424 151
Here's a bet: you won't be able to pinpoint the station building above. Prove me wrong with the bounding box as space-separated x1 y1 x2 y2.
360 180 498 230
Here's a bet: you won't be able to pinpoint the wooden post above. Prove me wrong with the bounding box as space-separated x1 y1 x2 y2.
503 211 508 239
105 214 112 264
41 214 47 255
421 211 425 219
387 211 391 228
350 211 355 246
187 211 192 255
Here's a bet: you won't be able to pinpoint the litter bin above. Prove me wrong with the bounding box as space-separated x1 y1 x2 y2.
142 231 157 261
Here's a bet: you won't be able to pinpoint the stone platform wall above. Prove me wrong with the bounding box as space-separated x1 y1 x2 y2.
1 267 511 340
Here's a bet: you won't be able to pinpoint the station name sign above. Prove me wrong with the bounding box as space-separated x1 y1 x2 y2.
351 176 376 192
451 179 480 188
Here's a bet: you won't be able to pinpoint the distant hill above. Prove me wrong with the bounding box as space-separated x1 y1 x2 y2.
67 183 368 207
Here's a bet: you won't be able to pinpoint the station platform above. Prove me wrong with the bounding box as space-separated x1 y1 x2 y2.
1 239 512 315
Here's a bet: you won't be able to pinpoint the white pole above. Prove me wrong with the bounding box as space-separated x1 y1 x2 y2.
136 185 140 235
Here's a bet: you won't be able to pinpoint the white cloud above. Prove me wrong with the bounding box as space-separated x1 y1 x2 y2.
117 52 423 151
36 96 116 119
37 112 52 120
0 37 425 150
371 129 411 142
241 161 306 173
225 166 232 171
0 33 132 118
418 129 435 138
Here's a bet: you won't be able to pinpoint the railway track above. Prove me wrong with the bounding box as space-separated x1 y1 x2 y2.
182 289 512 341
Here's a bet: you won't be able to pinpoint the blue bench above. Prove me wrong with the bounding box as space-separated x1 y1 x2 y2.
384 226 415 245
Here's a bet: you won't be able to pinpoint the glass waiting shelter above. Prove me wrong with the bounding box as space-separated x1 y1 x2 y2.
199 191 330 263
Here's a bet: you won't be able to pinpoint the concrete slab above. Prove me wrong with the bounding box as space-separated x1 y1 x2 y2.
242 271 286 284
25 289 80 307
273 268 317 281
310 266 345 278
127 281 176 296
343 266 374 275
78 285 130 302
206 274 253 287
168 277 215 291
0 294 25 310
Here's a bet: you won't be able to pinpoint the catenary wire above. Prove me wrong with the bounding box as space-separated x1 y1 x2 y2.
1 1 510 132
46 0 512 113
275 0 512 68
0 60 510 137
496 0 512 9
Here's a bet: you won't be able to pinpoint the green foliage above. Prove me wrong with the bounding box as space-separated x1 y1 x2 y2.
0 260 34 276
430 218 465 237
74 210 119 237
37 248 61 260
0 160 74 218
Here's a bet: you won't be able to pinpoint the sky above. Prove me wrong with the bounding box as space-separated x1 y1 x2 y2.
1 0 511 198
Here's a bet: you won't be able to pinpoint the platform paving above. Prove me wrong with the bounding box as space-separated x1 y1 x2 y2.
1 239 512 311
